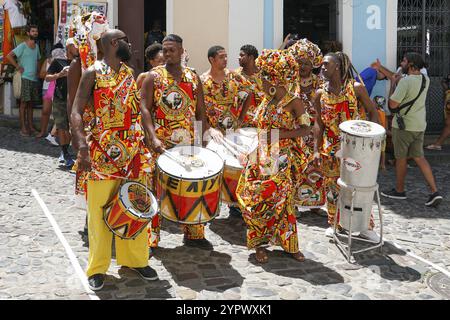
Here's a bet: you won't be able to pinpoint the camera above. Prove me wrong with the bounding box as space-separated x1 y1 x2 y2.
396 115 406 130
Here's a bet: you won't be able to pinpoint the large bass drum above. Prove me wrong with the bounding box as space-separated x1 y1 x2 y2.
156 146 224 224
206 128 258 205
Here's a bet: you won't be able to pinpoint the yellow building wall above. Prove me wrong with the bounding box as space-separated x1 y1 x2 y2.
172 0 229 74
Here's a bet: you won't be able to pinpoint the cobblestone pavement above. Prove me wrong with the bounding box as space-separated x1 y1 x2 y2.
1 126 449 300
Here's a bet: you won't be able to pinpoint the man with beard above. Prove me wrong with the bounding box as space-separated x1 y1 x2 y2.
381 52 442 207
141 34 222 250
6 25 41 137
71 29 157 291
313 52 380 241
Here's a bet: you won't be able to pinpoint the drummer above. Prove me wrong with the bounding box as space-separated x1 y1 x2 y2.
201 46 253 217
71 29 157 291
235 44 264 127
287 39 325 213
140 34 223 249
312 52 380 241
236 49 311 263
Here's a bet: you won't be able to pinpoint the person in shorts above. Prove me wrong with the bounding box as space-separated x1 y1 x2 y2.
45 44 77 168
381 52 443 207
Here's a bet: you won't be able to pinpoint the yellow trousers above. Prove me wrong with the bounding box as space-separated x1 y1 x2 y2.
86 179 149 277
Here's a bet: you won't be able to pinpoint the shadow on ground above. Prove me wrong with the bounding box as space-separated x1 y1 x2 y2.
153 246 244 292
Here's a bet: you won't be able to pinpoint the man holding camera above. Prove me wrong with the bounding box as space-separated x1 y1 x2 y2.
381 52 443 207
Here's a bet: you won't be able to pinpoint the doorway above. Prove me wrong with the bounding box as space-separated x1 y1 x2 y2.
283 0 338 51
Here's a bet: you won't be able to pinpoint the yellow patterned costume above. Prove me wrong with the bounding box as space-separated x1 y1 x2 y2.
201 69 252 132
236 49 308 253
148 65 206 247
235 67 265 127
86 60 152 277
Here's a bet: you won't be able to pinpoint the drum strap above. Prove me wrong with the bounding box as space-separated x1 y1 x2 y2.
91 138 133 178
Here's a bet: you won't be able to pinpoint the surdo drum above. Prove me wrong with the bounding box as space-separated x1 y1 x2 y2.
338 120 386 232
206 128 258 205
339 120 386 188
156 146 224 224
103 181 158 239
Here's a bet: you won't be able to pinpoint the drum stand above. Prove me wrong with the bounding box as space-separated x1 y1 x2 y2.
332 179 384 263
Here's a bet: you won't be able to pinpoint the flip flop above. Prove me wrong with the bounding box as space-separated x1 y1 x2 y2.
425 144 442 151
20 131 31 137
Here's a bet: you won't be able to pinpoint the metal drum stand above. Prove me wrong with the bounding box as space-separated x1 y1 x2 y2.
333 178 384 263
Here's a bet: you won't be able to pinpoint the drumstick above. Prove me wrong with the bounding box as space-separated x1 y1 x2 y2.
222 136 249 154
164 151 192 171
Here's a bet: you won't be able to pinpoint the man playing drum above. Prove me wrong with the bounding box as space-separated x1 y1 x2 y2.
71 29 157 291
312 52 381 241
140 34 223 249
201 46 253 217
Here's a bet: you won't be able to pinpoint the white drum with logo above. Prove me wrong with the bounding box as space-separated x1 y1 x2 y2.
339 120 386 188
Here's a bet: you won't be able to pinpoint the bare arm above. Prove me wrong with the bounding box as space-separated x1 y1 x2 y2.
39 59 48 79
354 82 380 123
195 76 211 146
238 93 252 125
312 89 324 154
6 52 23 72
140 71 164 153
280 98 310 139
136 72 147 90
67 59 82 117
71 67 95 159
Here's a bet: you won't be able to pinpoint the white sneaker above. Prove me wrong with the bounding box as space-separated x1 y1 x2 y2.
325 227 335 238
45 133 59 146
58 152 65 164
359 230 381 243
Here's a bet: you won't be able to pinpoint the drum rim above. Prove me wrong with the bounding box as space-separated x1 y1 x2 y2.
119 181 158 219
156 146 225 181
339 120 386 138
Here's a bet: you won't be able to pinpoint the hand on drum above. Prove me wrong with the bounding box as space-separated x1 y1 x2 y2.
77 148 91 171
151 137 166 154
208 128 224 144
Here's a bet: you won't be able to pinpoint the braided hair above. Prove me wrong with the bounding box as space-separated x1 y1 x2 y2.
326 51 364 87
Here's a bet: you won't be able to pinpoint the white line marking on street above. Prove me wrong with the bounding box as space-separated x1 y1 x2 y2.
385 239 450 278
32 189 99 300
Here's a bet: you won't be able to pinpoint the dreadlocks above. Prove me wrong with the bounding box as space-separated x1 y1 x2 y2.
326 52 365 87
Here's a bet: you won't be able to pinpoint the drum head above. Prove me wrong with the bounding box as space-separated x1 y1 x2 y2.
120 181 158 219
157 146 224 179
339 120 385 138
206 130 258 169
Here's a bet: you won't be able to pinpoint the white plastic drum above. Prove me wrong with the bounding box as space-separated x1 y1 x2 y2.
339 120 386 188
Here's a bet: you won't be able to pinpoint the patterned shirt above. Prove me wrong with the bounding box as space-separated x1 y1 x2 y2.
320 80 364 157
201 69 252 132
235 67 265 126
152 65 199 148
89 60 151 180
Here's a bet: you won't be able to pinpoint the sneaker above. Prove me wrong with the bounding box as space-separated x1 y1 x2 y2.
359 230 381 243
58 152 65 164
130 266 158 281
88 274 105 291
425 192 443 207
381 188 407 200
64 157 75 169
45 133 59 146
229 206 242 217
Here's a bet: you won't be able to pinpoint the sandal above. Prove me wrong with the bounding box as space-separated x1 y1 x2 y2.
255 247 269 264
291 251 305 262
425 144 442 151
20 131 31 137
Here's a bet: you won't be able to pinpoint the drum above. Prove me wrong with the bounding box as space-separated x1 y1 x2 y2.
206 128 258 205
156 146 224 224
104 181 158 239
339 120 386 188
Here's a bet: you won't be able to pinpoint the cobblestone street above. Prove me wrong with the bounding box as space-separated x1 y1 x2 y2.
1 126 449 300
